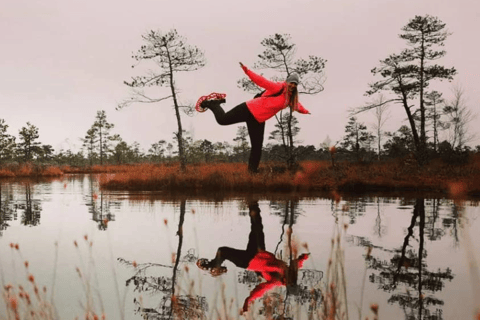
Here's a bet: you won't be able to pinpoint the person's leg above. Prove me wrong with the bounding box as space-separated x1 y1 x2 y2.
246 117 265 173
209 102 250 126
198 202 265 272
246 202 266 254
212 247 251 269
209 202 265 268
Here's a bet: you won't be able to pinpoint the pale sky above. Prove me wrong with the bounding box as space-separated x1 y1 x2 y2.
1 0 479 153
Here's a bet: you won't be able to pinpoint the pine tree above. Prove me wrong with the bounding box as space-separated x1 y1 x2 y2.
17 122 41 162
120 29 206 171
366 15 456 164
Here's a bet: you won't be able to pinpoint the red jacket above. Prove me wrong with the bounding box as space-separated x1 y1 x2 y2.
242 66 310 123
243 251 309 311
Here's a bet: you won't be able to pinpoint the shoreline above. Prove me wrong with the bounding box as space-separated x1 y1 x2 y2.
1 160 478 198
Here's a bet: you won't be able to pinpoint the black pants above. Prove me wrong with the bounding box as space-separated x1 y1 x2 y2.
209 102 265 173
208 202 265 269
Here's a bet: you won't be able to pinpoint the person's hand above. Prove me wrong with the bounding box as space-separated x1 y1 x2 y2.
242 298 250 314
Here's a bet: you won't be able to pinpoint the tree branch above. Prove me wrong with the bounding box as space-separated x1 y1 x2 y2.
349 98 400 116
117 89 173 110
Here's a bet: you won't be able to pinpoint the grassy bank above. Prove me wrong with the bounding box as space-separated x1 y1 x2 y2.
0 163 64 178
98 157 480 197
2 158 479 197
0 163 132 178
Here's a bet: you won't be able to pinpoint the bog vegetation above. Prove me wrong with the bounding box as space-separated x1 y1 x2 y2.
2 14 480 320
0 17 478 191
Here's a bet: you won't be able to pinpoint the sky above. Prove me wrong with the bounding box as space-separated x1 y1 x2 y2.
1 0 479 154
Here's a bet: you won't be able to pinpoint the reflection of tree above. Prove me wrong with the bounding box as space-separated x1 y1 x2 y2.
0 183 17 236
274 200 323 316
364 199 454 320
441 200 460 247
332 197 367 225
18 183 41 226
424 199 445 242
373 197 387 238
119 200 208 320
135 295 207 320
269 200 302 222
85 177 117 230
271 200 300 255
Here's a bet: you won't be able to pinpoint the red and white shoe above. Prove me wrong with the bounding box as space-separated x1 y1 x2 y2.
195 92 226 113
196 259 227 277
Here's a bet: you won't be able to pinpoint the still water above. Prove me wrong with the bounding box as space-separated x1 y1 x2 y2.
0 175 479 319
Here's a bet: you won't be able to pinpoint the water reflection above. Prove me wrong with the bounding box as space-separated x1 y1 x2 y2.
339 198 367 225
196 200 318 316
0 183 16 236
119 200 208 319
19 182 42 226
85 177 119 230
350 198 455 320
0 182 41 233
0 174 477 319
269 200 305 258
267 200 324 314
373 197 387 238
0 175 122 233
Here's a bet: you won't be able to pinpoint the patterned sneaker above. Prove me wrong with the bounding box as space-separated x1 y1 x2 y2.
196 259 227 277
210 266 227 277
195 92 226 113
196 258 212 270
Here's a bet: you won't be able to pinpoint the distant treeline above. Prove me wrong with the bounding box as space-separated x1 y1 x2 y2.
0 113 478 169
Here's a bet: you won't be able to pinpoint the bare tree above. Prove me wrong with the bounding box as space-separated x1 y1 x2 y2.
119 29 206 171
424 91 445 152
443 85 477 148
370 94 390 160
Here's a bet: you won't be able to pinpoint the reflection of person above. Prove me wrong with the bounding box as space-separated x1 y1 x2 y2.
196 201 309 313
195 63 310 173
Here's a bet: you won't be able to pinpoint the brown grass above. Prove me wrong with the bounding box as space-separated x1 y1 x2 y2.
98 157 480 197
0 163 64 178
2 157 480 197
60 164 134 174
0 163 132 178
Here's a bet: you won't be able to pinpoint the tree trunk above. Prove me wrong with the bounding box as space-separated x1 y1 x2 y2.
417 198 425 320
433 105 438 152
419 33 427 164
166 45 186 172
401 91 422 164
169 200 186 319
286 108 296 170
99 129 103 165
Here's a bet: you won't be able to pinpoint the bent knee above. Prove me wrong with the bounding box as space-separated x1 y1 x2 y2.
217 120 229 126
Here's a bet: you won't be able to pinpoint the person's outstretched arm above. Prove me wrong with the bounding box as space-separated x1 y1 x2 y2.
240 62 281 92
294 101 311 115
296 253 310 268
242 280 283 313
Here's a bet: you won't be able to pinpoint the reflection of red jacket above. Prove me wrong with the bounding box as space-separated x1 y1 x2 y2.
242 66 310 123
243 251 309 311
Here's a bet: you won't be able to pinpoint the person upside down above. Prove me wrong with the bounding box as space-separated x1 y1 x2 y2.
196 201 310 313
195 63 311 173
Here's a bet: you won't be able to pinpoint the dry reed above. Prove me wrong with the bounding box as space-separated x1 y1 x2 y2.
96 158 480 196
